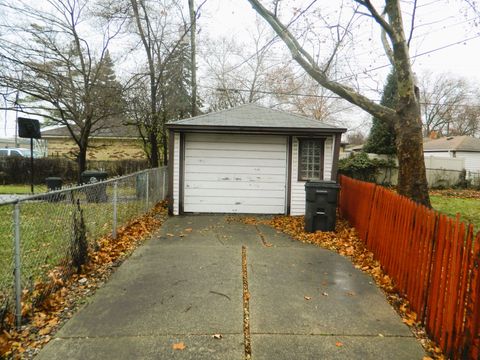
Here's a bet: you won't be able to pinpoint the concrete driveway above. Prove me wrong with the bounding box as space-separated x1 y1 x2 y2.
37 215 425 359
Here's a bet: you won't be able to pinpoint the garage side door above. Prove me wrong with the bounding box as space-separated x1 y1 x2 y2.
184 133 287 214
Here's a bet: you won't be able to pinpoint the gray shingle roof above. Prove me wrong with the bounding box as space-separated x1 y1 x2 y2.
423 136 480 152
167 104 346 132
42 118 138 138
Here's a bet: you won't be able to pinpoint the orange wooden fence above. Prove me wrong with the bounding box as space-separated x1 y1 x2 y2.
339 175 480 359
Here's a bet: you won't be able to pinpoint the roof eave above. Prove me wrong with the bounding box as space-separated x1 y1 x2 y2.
166 124 347 134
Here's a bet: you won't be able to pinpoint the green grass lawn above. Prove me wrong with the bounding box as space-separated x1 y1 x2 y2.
0 184 47 194
431 195 480 232
0 191 146 308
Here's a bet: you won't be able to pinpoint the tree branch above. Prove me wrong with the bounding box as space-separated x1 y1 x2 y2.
246 0 396 122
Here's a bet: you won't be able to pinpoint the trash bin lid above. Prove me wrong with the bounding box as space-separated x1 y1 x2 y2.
81 170 108 176
305 180 340 189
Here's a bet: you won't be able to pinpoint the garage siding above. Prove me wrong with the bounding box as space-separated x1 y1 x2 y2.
183 133 288 214
457 152 480 173
290 136 334 216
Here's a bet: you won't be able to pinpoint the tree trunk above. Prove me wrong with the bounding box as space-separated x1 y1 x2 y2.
188 0 197 117
162 131 168 166
393 102 431 207
77 146 88 183
149 131 159 168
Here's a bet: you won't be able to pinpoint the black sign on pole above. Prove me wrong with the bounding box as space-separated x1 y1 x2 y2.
17 117 41 194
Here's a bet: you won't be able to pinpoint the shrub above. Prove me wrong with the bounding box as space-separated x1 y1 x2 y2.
339 152 395 182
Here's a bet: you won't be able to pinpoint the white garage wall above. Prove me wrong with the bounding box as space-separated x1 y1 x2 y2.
457 152 480 173
290 136 334 216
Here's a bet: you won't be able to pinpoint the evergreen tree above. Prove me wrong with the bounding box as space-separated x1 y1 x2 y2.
161 40 193 121
363 70 397 155
91 50 125 122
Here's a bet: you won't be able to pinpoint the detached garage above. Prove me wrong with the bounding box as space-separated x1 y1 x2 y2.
166 104 346 215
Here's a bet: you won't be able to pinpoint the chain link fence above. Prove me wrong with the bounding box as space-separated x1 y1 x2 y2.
0 167 167 329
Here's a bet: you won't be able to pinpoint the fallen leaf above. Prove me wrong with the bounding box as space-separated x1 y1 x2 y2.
38 327 51 336
166 233 175 237
335 341 343 347
184 228 193 232
212 334 223 339
172 342 186 350
322 292 329 296
304 296 312 300
403 318 416 326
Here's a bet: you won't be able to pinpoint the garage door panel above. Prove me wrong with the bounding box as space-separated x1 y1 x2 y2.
184 204 283 214
184 134 287 214
187 133 286 144
184 173 286 183
185 188 285 198
184 195 285 207
185 181 285 190
185 157 286 167
184 149 284 160
185 165 286 175
186 141 287 152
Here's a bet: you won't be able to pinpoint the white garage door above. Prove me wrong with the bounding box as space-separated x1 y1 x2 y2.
184 133 287 214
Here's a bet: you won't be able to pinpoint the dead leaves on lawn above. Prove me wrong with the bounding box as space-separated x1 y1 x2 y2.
0 202 167 359
429 189 480 199
172 342 186 350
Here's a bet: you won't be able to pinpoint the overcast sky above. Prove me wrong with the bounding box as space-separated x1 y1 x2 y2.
2 0 480 138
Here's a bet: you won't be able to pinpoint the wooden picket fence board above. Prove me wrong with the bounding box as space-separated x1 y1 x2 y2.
338 176 480 359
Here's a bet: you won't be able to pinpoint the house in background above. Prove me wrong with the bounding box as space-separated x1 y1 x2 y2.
41 120 145 160
166 104 346 216
423 135 480 176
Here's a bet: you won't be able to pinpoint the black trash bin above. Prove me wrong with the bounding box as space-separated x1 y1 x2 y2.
304 181 340 232
81 170 108 202
45 177 62 191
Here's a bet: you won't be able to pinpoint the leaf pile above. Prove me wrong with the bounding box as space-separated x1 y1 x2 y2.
241 215 445 359
0 202 167 359
429 189 480 199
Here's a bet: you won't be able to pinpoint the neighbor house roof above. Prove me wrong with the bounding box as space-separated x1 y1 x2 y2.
423 136 480 152
41 118 138 139
166 104 346 133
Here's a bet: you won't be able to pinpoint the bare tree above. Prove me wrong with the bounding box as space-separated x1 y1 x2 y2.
419 71 480 137
0 0 124 177
101 0 204 166
247 0 431 206
200 18 277 111
346 131 366 145
266 63 341 124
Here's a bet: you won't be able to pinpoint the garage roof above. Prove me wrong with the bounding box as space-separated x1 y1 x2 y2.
424 136 480 152
166 104 346 133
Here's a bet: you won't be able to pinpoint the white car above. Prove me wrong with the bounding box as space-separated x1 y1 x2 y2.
0 148 42 158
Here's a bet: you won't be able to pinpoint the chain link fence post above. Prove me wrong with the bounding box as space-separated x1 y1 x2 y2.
112 181 118 239
145 170 150 211
162 167 167 200
13 202 22 328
